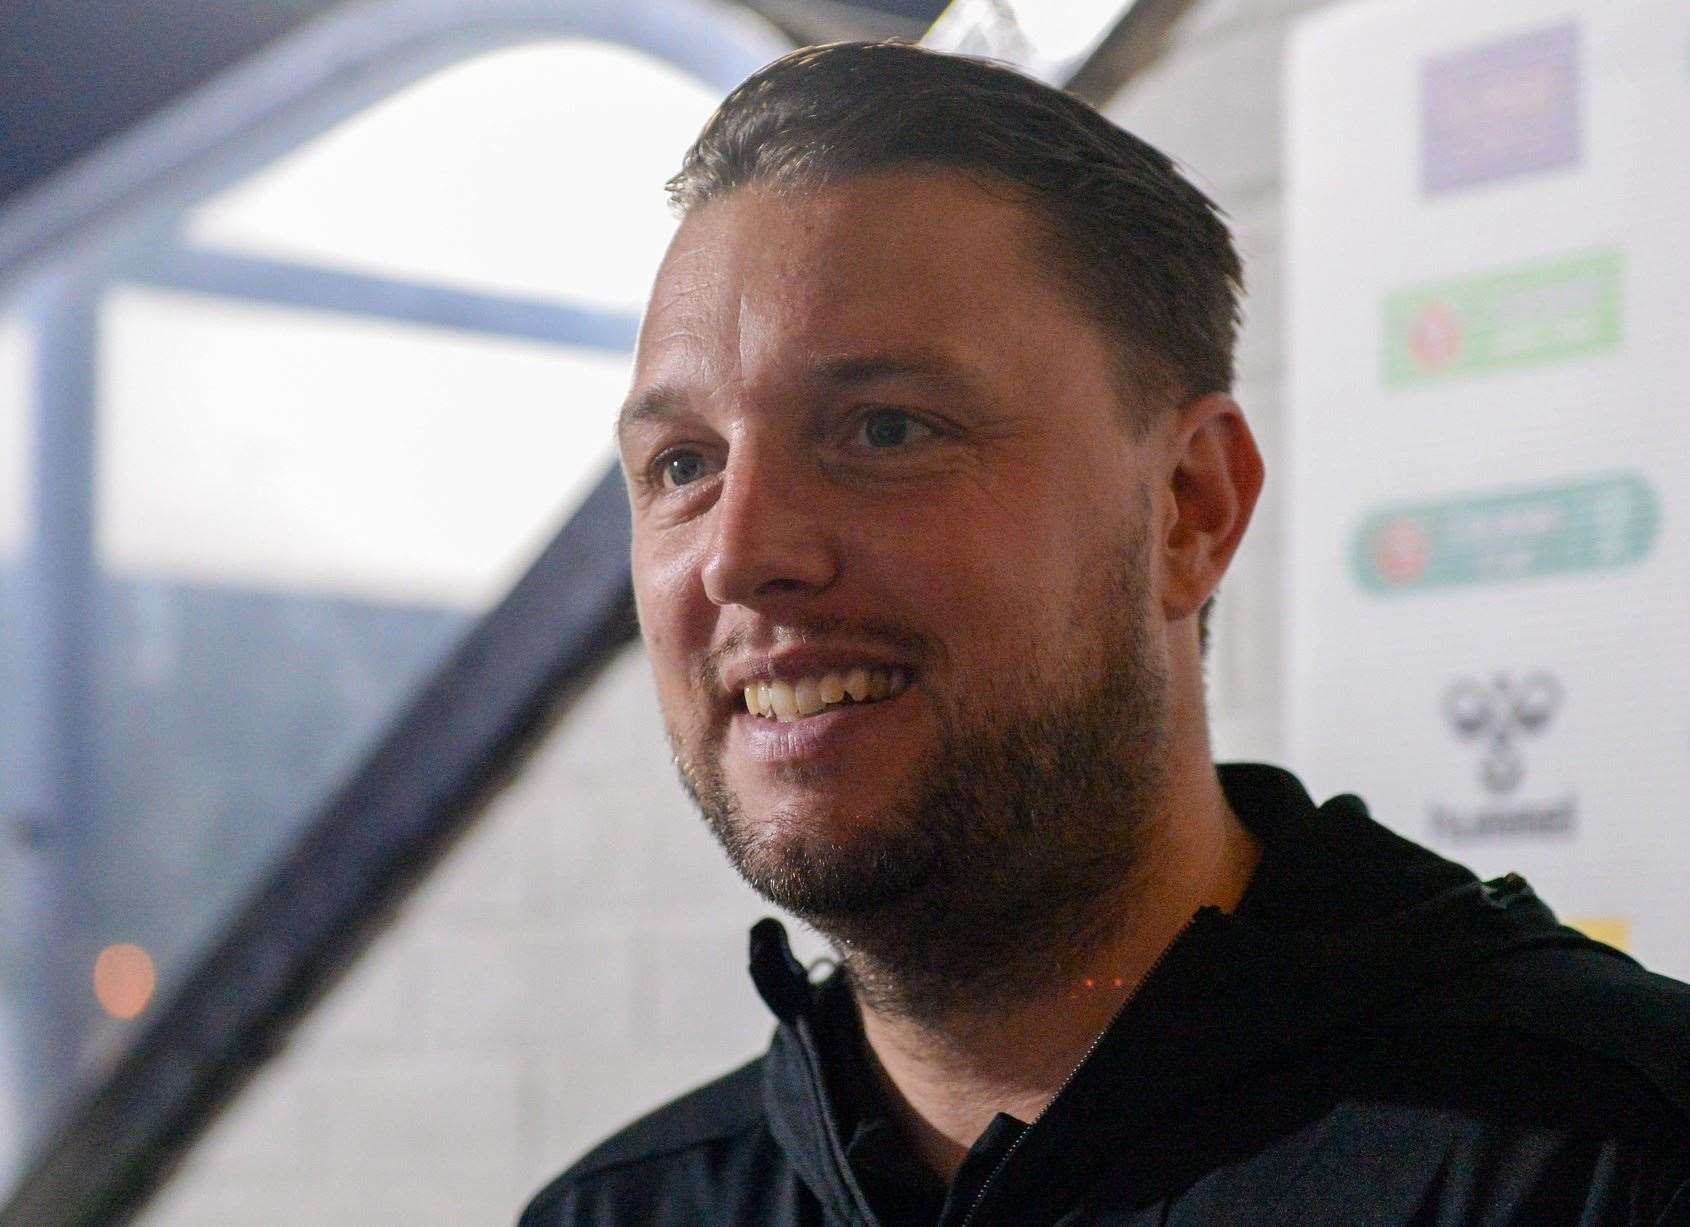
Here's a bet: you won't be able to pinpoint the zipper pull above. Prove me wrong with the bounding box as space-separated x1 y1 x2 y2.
1480 872 1534 910
750 917 812 1022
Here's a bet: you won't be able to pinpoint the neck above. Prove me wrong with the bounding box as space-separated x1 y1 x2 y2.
844 766 1259 1182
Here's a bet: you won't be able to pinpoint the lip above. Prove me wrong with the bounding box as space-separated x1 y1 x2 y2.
721 646 916 697
729 686 912 764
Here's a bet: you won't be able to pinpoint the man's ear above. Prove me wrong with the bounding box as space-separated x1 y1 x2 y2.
1158 394 1264 623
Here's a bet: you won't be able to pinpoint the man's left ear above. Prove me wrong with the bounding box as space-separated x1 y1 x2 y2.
1158 394 1264 622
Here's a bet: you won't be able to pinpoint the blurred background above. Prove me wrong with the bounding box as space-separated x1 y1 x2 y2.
0 0 1684 1222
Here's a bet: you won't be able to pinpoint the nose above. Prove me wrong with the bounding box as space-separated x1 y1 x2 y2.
699 447 839 609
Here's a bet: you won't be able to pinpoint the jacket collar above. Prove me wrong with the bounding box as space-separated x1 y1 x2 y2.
752 923 877 1224
747 763 1591 1225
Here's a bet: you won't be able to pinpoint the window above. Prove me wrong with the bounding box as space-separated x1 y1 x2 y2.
0 23 774 1206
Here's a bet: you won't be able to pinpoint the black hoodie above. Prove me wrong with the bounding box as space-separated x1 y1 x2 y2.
521 764 1690 1226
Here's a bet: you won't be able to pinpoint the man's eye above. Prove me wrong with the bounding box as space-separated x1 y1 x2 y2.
856 409 933 450
658 451 712 489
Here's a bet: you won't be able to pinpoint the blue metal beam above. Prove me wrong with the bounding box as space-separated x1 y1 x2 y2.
10 273 100 1142
121 246 640 350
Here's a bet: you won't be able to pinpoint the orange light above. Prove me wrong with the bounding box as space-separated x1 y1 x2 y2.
1567 917 1630 951
93 943 156 1020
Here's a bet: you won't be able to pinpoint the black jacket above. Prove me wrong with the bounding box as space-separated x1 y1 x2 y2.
521 764 1690 1225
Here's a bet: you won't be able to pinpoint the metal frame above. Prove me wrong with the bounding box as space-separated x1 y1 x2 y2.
7 275 102 1123
122 245 641 349
0 0 787 297
0 1 788 1223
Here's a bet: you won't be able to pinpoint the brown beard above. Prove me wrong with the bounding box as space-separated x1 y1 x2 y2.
666 530 1169 1025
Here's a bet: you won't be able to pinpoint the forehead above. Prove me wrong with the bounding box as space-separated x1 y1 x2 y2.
630 170 1100 399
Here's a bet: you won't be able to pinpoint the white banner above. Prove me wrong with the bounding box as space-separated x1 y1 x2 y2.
1285 0 1690 977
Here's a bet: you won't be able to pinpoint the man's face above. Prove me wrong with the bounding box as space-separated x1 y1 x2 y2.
619 170 1173 928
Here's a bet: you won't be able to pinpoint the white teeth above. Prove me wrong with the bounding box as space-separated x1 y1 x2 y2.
794 676 825 717
743 666 910 721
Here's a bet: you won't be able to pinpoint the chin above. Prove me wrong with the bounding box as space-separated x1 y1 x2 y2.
702 786 944 921
726 742 918 817
738 776 899 827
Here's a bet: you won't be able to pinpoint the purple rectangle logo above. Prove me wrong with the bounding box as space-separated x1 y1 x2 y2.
1422 23 1581 196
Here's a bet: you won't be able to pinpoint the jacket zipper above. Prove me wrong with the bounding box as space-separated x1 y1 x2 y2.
795 1013 883 1225
955 910 1206 1227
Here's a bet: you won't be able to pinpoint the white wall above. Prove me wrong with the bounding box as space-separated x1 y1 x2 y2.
1105 0 1346 763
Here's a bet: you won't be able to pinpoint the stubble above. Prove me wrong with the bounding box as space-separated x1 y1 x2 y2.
666 528 1169 1024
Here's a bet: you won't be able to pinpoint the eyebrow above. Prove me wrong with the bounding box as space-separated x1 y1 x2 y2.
808 350 988 398
614 349 989 445
615 385 686 446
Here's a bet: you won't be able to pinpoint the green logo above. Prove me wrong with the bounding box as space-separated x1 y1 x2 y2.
1385 250 1623 386
1353 473 1659 594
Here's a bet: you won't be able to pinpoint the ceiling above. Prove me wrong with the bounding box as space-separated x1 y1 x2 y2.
0 0 948 211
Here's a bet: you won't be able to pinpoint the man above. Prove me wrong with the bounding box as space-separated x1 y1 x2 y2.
523 41 1690 1226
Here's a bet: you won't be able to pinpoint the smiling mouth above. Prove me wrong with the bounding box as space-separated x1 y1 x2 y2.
742 667 912 723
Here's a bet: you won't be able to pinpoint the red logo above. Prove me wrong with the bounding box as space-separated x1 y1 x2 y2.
1374 518 1430 584
1409 302 1462 370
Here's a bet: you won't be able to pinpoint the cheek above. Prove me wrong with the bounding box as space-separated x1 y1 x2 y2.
856 503 1056 673
632 536 708 684
949 502 1129 683
848 510 972 619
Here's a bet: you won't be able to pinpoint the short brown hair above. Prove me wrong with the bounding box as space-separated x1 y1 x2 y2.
667 41 1243 428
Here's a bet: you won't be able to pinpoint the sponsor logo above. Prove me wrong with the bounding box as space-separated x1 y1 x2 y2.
1430 798 1576 842
1407 302 1462 373
1422 22 1580 196
1385 249 1622 385
1353 472 1658 594
1443 672 1560 794
1429 671 1578 843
